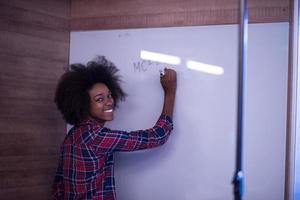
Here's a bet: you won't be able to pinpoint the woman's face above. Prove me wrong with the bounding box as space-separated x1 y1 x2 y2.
88 83 114 125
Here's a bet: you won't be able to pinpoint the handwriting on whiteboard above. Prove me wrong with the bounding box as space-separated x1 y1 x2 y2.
133 60 165 73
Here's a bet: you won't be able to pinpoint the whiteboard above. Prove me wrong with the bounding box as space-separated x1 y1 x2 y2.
70 23 288 200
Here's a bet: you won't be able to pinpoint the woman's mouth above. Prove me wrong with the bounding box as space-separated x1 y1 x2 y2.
104 109 113 113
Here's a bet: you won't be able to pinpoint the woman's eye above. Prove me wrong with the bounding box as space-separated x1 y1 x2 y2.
108 93 112 99
96 98 104 103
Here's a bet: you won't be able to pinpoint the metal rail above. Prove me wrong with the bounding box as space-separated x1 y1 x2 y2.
233 0 248 199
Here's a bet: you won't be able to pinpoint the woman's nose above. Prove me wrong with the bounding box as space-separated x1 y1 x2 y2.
106 97 114 105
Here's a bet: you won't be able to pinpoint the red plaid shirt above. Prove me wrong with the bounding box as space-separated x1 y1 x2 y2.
52 115 173 200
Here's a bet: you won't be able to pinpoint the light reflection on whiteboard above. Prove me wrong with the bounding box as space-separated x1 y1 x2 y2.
140 50 224 76
186 60 224 75
140 50 181 65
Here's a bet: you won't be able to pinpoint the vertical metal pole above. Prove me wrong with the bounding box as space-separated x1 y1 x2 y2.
234 0 248 200
285 0 298 199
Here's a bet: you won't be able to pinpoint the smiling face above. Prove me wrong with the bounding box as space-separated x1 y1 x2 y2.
88 83 114 125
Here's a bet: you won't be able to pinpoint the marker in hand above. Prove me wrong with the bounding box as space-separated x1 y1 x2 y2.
159 69 165 78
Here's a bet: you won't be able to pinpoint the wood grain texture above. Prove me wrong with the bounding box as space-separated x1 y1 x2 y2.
0 185 53 200
0 3 69 41
70 0 289 30
0 0 69 18
0 0 69 199
0 31 69 61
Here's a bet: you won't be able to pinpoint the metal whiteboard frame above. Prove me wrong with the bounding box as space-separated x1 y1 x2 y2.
234 0 248 199
286 0 298 199
293 1 300 199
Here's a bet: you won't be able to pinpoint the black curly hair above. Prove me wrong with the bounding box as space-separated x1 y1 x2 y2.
54 56 126 125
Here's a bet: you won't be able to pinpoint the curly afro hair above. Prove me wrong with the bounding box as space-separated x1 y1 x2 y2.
54 56 126 125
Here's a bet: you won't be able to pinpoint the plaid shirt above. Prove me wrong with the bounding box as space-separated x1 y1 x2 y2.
52 115 173 200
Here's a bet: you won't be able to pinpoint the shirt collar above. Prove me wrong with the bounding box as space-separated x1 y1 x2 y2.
78 117 104 128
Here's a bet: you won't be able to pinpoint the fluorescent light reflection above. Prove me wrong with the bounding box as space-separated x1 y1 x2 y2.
140 50 181 65
186 60 224 75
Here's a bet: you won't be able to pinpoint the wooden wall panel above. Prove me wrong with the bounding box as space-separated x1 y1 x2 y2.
70 0 289 30
0 4 68 42
2 0 69 18
0 1 70 199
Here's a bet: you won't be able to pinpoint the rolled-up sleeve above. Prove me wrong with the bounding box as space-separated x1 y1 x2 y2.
91 115 173 153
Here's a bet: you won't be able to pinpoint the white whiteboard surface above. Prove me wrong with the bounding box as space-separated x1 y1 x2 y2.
70 23 288 200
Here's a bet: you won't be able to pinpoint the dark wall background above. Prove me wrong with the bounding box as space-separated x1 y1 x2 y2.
70 0 289 30
0 0 69 199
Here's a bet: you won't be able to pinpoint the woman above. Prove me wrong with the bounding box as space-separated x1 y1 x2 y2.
52 56 176 199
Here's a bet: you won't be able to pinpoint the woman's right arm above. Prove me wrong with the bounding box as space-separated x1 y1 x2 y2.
92 115 172 153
